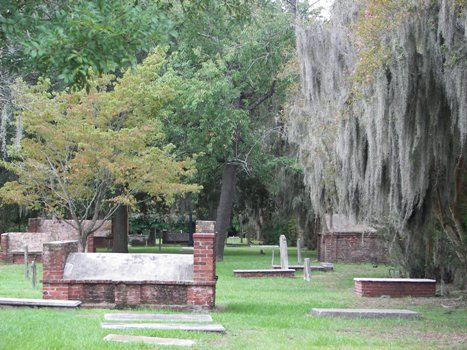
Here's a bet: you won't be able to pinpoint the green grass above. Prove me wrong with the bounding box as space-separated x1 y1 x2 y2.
0 246 466 349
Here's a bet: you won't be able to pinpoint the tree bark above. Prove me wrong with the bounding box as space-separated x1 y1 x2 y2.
112 205 129 253
215 163 237 261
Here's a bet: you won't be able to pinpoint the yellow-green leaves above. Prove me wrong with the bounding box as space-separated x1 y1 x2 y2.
0 50 199 219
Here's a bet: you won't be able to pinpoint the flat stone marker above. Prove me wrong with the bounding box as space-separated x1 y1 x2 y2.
101 322 226 333
104 334 195 347
0 298 81 309
104 313 213 323
64 253 193 281
311 308 420 319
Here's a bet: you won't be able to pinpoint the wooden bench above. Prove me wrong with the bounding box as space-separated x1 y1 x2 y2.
354 278 436 297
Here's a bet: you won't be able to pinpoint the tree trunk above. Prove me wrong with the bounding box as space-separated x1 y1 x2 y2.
112 205 129 253
147 228 156 246
215 163 237 261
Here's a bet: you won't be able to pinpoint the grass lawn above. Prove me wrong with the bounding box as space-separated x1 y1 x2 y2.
0 246 466 349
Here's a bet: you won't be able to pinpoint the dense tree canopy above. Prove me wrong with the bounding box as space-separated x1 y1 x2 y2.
0 51 199 250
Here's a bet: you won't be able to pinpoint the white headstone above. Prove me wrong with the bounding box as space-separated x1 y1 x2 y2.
297 238 302 263
279 235 289 269
304 258 311 282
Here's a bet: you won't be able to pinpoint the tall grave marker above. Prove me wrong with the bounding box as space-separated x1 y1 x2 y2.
279 235 289 269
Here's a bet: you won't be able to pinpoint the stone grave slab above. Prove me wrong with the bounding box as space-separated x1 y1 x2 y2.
104 334 195 347
101 322 225 333
0 297 81 309
104 313 213 323
272 264 333 272
63 253 193 281
311 308 420 319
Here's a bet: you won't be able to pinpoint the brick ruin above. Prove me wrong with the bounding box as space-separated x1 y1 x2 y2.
0 219 112 264
41 221 217 310
317 215 389 264
354 278 436 298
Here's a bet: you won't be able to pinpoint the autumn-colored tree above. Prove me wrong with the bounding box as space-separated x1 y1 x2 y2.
0 50 199 251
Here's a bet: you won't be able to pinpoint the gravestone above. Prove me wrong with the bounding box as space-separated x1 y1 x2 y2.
279 235 289 269
303 258 311 281
297 238 302 263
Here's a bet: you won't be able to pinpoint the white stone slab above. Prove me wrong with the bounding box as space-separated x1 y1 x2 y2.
104 313 213 322
63 253 193 281
101 322 225 333
104 334 195 346
233 269 296 273
311 308 420 319
354 278 436 283
0 298 81 308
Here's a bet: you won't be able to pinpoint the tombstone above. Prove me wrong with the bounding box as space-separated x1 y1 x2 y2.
31 260 37 288
279 235 289 269
297 238 302 263
303 258 311 282
24 245 29 280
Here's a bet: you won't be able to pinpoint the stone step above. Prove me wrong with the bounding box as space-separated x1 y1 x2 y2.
101 322 225 333
311 308 420 319
104 334 195 347
104 313 213 323
0 297 81 309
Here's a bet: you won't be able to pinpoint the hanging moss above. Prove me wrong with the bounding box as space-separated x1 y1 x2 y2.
288 0 467 285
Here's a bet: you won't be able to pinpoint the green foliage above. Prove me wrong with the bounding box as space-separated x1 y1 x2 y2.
0 50 199 246
0 0 172 89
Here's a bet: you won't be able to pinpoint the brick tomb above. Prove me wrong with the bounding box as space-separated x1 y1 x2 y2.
0 219 112 264
317 214 389 264
41 221 217 310
354 278 436 298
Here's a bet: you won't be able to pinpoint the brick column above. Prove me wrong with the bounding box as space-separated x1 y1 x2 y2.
86 234 95 253
188 221 216 309
0 233 9 262
27 218 42 232
193 221 216 283
42 240 78 299
43 240 78 280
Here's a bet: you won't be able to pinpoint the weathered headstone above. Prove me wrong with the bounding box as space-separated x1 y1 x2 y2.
24 245 29 280
303 258 311 282
31 260 37 288
279 235 289 269
297 238 302 263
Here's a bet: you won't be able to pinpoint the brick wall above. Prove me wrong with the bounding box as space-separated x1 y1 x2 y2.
354 279 436 297
42 220 217 310
318 232 389 264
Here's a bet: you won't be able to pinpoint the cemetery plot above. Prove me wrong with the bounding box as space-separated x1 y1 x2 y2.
104 334 195 346
104 313 213 322
311 308 421 319
101 322 226 333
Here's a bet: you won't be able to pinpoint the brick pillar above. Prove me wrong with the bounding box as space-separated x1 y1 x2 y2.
188 221 216 309
42 240 78 280
27 218 42 232
42 240 78 300
86 234 95 253
193 221 216 283
0 233 9 262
